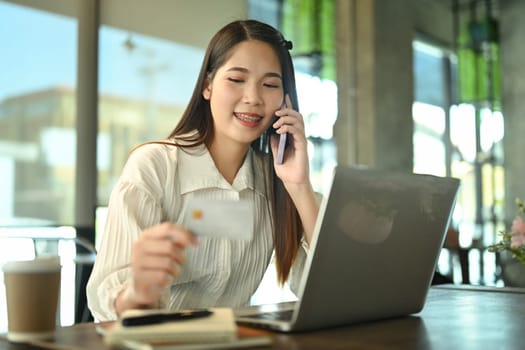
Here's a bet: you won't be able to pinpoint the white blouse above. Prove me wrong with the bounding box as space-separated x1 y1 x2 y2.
86 142 307 321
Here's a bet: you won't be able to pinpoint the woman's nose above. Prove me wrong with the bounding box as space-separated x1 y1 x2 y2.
243 84 263 105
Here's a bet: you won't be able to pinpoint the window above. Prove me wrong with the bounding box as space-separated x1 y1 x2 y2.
0 1 78 226
413 37 505 286
0 1 79 329
97 27 204 205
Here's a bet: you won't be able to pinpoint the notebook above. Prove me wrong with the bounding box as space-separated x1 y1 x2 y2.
235 165 460 332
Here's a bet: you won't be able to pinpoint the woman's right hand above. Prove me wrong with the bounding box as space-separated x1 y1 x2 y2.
116 222 199 314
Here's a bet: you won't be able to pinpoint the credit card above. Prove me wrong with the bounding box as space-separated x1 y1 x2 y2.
183 198 254 240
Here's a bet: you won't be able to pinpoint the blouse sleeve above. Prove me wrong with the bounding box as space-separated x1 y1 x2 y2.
86 145 170 321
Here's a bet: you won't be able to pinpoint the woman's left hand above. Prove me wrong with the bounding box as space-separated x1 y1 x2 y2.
271 94 310 187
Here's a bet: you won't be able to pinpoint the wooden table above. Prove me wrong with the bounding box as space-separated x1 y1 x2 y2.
1 285 524 349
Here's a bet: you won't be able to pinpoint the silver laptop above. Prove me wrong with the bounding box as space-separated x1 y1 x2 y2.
235 165 460 332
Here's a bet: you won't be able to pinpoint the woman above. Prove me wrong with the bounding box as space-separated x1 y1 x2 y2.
87 19 319 321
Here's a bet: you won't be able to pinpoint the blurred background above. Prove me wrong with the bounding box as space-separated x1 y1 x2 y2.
1 0 524 329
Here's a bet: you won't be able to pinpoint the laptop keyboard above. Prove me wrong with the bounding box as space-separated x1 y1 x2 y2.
248 309 294 321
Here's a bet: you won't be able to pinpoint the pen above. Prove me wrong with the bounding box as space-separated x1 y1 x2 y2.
121 309 213 327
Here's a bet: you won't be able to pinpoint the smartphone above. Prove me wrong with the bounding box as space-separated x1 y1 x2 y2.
276 132 287 164
274 103 288 164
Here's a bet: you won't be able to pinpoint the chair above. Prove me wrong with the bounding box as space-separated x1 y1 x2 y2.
442 226 470 284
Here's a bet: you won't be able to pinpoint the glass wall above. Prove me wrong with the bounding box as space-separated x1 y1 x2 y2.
413 38 505 286
0 0 79 330
97 27 204 205
0 1 78 226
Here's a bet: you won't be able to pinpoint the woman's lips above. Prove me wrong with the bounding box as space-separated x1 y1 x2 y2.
234 112 263 127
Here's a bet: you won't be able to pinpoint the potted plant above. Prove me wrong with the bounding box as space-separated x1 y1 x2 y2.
488 198 525 287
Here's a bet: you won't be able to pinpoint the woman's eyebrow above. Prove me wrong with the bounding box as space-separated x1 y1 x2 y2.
226 66 282 79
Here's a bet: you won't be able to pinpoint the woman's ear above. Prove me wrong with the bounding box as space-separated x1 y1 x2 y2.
202 76 211 100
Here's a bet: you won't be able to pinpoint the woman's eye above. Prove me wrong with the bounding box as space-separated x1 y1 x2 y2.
263 83 280 89
227 77 244 83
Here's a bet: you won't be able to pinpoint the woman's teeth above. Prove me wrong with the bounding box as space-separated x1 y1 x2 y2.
236 113 261 123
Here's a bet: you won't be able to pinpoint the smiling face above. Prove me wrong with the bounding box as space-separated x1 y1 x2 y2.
202 40 284 148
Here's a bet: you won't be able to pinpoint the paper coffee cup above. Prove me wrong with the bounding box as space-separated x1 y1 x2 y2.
2 256 61 342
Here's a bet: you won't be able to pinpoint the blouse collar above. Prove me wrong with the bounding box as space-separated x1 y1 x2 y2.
177 143 266 196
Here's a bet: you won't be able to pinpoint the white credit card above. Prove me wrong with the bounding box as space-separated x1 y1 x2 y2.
182 198 254 240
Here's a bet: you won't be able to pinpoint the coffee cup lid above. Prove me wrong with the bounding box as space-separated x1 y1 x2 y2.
2 256 61 273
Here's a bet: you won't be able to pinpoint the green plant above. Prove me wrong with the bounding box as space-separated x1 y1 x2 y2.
488 198 525 266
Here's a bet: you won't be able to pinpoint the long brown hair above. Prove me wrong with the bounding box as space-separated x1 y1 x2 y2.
167 20 303 284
